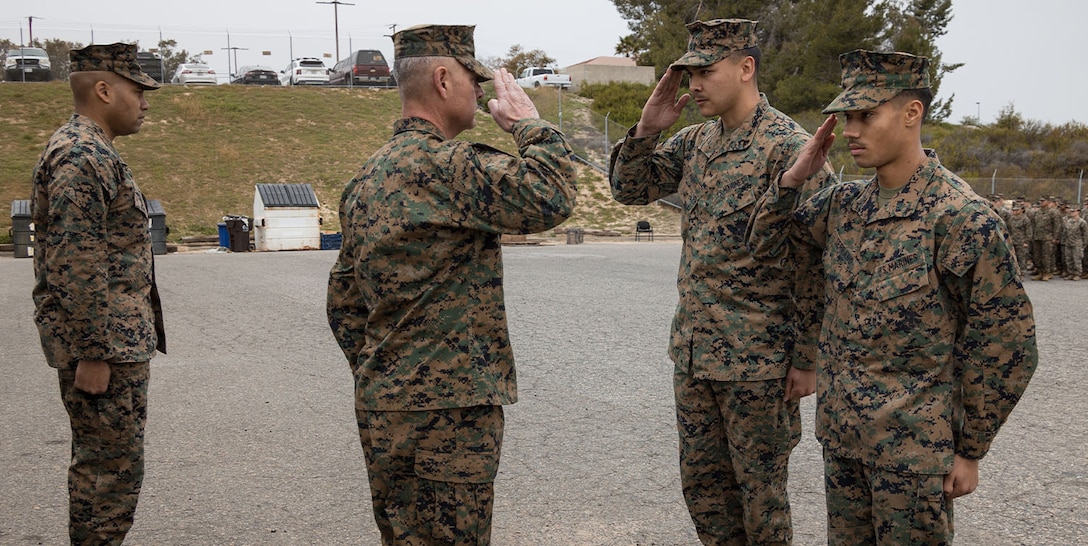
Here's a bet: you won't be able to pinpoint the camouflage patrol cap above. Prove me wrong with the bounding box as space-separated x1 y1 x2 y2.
70 43 161 90
822 50 929 114
671 19 758 69
392 24 493 81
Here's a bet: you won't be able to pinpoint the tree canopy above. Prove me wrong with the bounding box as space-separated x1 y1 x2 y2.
612 0 960 119
482 45 557 76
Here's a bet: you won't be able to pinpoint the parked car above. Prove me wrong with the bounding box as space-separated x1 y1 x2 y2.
3 47 53 82
281 57 329 86
171 63 217 85
515 67 571 89
136 51 165 84
328 50 393 87
232 65 280 85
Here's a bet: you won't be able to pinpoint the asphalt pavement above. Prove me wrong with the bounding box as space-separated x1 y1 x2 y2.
1 242 1084 545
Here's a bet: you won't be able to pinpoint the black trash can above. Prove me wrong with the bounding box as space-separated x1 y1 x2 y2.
565 227 584 245
224 215 250 252
147 199 168 255
10 199 34 259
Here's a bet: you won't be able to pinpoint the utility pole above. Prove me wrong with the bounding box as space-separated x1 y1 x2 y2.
27 16 39 44
317 0 355 62
221 31 249 81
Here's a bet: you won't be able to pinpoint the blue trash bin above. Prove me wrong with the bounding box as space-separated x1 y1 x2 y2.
217 223 228 248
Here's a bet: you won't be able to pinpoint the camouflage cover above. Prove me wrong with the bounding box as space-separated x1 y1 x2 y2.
823 49 929 114
70 43 161 90
392 24 493 81
672 19 759 69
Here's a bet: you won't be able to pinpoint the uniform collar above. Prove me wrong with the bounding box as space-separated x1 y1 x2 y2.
854 150 941 222
394 117 447 140
699 94 770 159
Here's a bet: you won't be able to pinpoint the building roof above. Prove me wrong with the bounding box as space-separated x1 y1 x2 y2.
568 56 639 67
256 184 319 208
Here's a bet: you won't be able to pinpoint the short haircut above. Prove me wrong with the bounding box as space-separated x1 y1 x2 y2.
894 88 934 119
729 46 762 74
392 56 442 98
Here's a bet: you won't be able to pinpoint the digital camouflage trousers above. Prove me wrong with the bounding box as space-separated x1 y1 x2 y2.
58 362 149 546
356 404 504 546
824 451 953 546
674 372 801 546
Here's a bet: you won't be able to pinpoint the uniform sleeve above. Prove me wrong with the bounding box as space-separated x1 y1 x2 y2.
327 182 368 371
748 171 840 369
939 205 1038 460
450 118 578 234
607 125 687 205
41 152 116 362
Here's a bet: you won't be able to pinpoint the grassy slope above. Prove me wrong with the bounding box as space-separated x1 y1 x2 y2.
0 83 677 242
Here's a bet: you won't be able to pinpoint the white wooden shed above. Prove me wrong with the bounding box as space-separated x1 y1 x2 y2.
252 184 321 251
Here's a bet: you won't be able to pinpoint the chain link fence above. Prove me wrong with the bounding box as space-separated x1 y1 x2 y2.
529 88 1088 206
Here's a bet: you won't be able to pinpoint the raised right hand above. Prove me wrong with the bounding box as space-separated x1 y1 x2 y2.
634 67 690 138
781 114 837 188
487 68 539 133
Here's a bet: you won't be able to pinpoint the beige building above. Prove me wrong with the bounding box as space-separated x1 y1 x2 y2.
562 56 656 92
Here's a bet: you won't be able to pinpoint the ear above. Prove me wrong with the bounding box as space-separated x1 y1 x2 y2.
903 98 925 127
432 65 451 99
93 79 113 105
738 55 756 83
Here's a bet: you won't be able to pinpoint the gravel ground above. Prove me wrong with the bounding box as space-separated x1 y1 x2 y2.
1 242 1083 545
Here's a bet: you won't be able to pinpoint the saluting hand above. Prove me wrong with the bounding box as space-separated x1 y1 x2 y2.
781 114 837 188
634 67 690 138
488 68 539 133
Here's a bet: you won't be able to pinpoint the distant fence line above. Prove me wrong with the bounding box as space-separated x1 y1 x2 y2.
532 93 1087 205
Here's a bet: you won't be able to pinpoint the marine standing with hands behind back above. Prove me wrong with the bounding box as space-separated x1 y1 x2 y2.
610 18 834 545
326 24 577 545
748 50 1037 544
31 43 166 545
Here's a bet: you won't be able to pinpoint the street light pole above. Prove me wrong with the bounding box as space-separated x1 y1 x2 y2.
27 16 39 44
317 0 355 62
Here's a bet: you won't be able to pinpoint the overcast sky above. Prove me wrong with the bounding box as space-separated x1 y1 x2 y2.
1 0 1083 126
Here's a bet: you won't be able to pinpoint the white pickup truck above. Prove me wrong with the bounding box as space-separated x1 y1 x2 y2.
515 67 572 89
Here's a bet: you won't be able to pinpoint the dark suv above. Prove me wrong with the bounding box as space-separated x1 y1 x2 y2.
3 47 53 82
136 51 165 84
328 50 393 87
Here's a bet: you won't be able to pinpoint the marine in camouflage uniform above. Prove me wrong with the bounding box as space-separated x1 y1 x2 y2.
1006 204 1033 275
1031 197 1061 280
988 194 1011 227
610 19 834 545
326 25 577 545
31 43 166 545
1059 208 1088 279
749 50 1037 545
1083 200 1088 278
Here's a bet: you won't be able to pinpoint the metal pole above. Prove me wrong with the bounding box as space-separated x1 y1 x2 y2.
604 112 610 155
317 1 355 64
991 169 997 196
558 87 563 132
1078 169 1084 204
224 31 232 81
158 27 165 84
838 165 845 181
288 30 294 86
